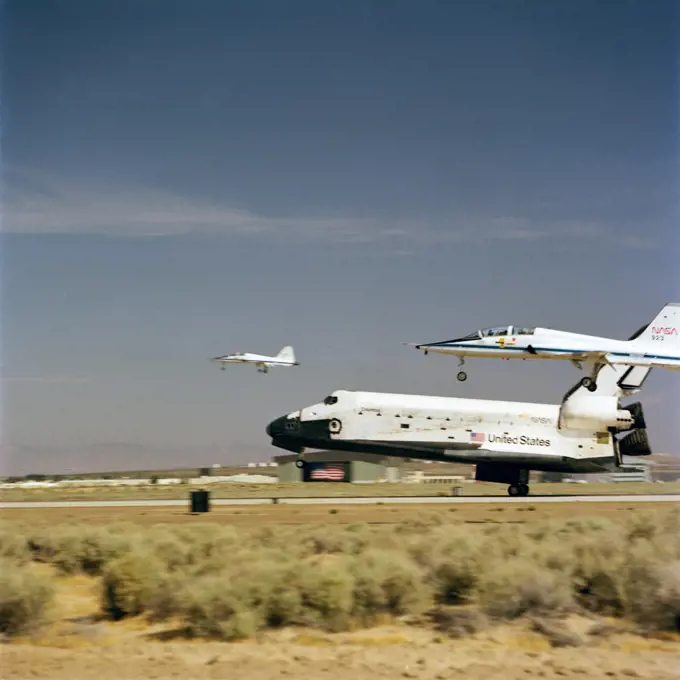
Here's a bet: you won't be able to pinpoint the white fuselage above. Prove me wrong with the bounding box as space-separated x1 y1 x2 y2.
267 389 639 473
214 353 296 366
419 328 680 370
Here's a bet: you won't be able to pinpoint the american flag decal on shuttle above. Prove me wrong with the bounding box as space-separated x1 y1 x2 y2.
470 432 485 443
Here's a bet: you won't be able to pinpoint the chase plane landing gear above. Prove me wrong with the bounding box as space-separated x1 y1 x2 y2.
456 357 467 382
508 483 530 497
576 359 604 392
580 376 598 392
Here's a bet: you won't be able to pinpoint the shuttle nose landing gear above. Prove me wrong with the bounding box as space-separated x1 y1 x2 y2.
508 483 530 497
294 457 306 469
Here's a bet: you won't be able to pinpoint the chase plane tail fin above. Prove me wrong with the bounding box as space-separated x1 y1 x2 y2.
628 303 680 349
276 345 296 363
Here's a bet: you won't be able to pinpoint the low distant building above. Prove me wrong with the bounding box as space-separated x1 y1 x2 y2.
273 450 403 483
401 470 467 484
542 455 663 484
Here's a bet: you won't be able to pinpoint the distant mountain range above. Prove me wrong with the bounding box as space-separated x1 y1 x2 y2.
0 442 275 477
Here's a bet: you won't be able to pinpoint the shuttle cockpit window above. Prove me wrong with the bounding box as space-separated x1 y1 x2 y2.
323 395 338 405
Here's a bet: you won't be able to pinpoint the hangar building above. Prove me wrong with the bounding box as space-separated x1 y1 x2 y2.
274 451 402 483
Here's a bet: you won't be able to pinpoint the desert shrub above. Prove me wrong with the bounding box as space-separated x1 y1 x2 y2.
523 516 618 543
476 559 574 620
0 522 30 563
163 524 240 562
394 511 450 533
173 554 355 640
224 551 305 627
427 606 488 638
624 557 680 632
145 529 193 572
179 576 261 641
250 524 304 552
479 523 533 560
29 524 140 575
165 523 240 549
101 550 167 620
145 570 190 621
644 561 680 632
660 506 680 536
558 516 620 535
349 549 431 623
653 509 680 560
293 556 356 632
0 560 56 636
526 536 578 577
522 519 560 542
626 513 658 542
299 526 371 557
146 524 248 576
569 530 627 615
409 526 486 604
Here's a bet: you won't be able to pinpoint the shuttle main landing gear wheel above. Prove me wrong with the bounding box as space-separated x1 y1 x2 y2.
508 483 530 497
295 458 306 469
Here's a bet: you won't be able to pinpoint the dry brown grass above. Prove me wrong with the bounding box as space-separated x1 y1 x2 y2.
1 480 678 503
2 496 677 530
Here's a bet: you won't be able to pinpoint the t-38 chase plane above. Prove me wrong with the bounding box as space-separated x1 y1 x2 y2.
265 361 653 497
407 302 680 391
209 345 298 374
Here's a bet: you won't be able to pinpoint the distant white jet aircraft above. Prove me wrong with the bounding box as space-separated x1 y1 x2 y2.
209 346 298 374
407 302 680 391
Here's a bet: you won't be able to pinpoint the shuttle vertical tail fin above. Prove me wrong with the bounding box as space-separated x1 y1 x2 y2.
628 303 680 350
276 346 296 363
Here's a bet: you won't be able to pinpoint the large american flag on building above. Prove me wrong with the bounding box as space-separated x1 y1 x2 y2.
308 464 346 481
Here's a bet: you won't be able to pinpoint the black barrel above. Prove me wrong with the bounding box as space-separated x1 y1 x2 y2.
190 489 210 513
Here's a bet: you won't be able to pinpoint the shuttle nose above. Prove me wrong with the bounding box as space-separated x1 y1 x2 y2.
266 415 286 438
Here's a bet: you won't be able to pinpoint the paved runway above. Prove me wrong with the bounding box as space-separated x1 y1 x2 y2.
1 494 678 509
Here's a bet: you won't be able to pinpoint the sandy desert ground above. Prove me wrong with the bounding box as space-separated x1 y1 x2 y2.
4 608 680 680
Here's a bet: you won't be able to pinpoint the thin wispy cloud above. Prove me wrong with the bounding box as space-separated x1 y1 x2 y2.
2 376 91 385
3 168 651 248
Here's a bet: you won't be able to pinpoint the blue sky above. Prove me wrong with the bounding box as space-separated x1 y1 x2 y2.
2 0 679 475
